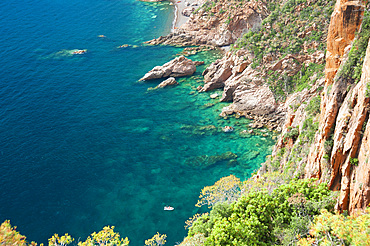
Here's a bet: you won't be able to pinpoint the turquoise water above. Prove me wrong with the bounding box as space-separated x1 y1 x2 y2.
0 0 276 245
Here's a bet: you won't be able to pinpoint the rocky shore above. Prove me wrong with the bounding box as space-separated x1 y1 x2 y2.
143 0 289 130
143 1 370 214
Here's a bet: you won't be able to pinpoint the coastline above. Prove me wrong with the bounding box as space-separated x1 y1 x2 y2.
171 0 196 30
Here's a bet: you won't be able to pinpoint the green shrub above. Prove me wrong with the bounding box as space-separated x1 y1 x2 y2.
350 157 359 166
187 179 336 246
283 127 300 143
366 82 370 98
298 208 370 245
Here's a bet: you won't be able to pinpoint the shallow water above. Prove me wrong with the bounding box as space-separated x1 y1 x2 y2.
0 0 276 245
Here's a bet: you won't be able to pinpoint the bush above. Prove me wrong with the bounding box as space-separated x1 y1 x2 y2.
195 175 242 208
186 179 336 246
0 221 129 246
298 208 370 246
305 95 321 115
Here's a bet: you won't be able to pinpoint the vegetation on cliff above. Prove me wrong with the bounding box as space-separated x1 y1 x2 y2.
182 177 336 246
339 10 370 84
2 0 370 245
233 0 334 101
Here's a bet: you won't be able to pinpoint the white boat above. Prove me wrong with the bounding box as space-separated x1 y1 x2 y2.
164 206 174 211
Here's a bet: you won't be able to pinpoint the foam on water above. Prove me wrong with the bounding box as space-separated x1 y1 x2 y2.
0 0 276 245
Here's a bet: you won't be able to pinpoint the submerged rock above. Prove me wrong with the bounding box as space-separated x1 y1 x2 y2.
184 151 238 169
139 56 198 81
241 150 260 162
180 124 218 136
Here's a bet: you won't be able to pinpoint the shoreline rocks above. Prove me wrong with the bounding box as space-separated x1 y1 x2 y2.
139 56 202 81
156 77 178 88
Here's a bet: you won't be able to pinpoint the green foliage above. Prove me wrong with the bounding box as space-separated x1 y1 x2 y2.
0 222 129 246
49 234 73 246
0 220 37 246
298 208 370 246
350 157 359 166
283 127 299 143
294 63 325 93
233 0 334 56
299 94 322 145
196 175 242 208
366 82 370 98
187 178 336 246
339 11 370 84
231 0 333 101
305 95 321 115
300 117 319 144
177 233 206 246
144 233 166 246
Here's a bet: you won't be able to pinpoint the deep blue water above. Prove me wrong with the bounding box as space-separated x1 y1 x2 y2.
0 0 275 245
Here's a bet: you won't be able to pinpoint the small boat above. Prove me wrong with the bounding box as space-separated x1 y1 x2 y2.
164 206 174 211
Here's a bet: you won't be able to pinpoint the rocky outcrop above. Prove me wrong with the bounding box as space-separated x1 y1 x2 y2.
304 0 369 213
220 84 276 116
139 56 199 81
182 7 195 17
156 77 178 88
325 0 365 85
145 0 267 47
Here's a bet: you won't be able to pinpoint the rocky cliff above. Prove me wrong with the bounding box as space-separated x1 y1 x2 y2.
145 0 370 213
196 0 370 213
267 0 370 213
305 0 370 213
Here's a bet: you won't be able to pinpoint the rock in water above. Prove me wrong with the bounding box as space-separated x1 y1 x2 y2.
156 77 178 88
210 93 219 99
139 56 197 81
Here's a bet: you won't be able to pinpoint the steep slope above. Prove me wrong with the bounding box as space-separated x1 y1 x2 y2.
145 0 370 213
305 0 370 213
268 0 370 213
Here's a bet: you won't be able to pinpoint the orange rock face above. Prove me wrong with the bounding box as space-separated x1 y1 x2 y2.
306 0 369 213
325 0 365 85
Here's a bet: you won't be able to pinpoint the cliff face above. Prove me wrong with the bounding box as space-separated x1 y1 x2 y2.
145 0 370 213
305 0 369 213
145 0 269 46
325 0 365 85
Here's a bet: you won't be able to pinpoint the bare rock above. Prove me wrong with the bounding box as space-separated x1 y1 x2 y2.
140 56 197 81
182 7 195 17
201 59 233 92
193 61 205 66
156 77 178 88
145 0 266 47
210 93 219 99
232 84 277 115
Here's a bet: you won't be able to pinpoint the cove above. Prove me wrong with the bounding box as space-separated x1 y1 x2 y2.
0 0 275 245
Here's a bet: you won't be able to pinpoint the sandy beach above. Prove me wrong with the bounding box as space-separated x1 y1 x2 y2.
171 0 199 29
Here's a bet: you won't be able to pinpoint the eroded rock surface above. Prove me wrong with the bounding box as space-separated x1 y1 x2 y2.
140 56 199 81
304 0 369 213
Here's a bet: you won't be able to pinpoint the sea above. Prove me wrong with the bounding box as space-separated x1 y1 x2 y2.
0 0 275 245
